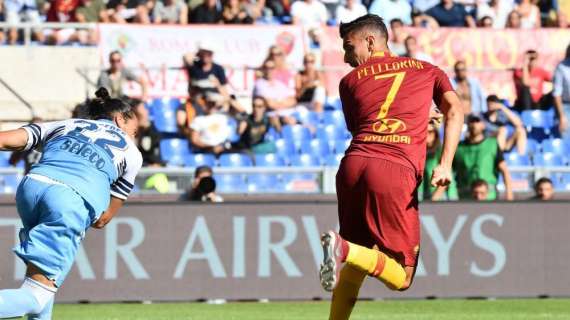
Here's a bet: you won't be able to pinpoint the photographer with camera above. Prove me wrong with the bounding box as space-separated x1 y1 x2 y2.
180 166 224 202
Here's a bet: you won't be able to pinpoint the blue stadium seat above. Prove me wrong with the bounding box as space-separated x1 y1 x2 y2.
323 110 346 128
334 139 351 154
264 127 281 141
4 174 22 191
247 174 282 193
300 139 331 157
504 152 531 166
541 138 568 156
0 152 11 167
294 111 322 125
214 174 247 193
184 153 216 167
254 154 286 167
526 139 540 155
554 173 570 190
521 110 554 129
150 97 181 133
316 125 346 142
533 152 565 166
275 139 298 159
282 125 312 142
325 97 342 110
219 153 253 167
227 118 240 143
325 154 344 166
159 139 190 166
290 154 321 167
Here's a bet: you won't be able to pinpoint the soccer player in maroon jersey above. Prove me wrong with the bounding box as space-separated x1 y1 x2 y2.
319 14 464 319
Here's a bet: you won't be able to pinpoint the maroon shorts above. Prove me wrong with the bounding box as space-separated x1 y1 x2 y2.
336 155 420 267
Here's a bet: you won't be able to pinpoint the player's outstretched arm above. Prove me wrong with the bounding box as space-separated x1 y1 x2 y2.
431 91 464 187
0 129 29 151
92 196 124 229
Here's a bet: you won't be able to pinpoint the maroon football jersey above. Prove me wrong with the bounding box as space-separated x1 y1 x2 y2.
339 51 454 177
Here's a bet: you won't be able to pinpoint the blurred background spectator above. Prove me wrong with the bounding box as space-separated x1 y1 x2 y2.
515 0 541 28
532 177 554 200
513 50 551 111
253 59 299 125
184 42 230 101
5 0 44 44
421 123 457 201
295 53 326 113
470 179 490 200
425 0 476 27
231 96 279 154
369 0 412 26
478 15 494 27
388 19 408 56
506 10 522 28
44 0 80 45
453 114 514 201
75 0 109 44
222 0 254 23
451 60 487 116
180 165 224 202
189 92 234 155
189 0 222 23
107 0 151 23
411 9 440 27
484 94 527 154
404 35 433 63
553 44 570 138
335 0 366 24
290 0 327 28
265 45 295 89
97 51 149 101
152 0 188 24
133 99 164 167
476 0 512 28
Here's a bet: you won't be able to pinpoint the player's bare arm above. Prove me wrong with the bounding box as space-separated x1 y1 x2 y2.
92 196 125 229
0 128 29 151
431 91 464 187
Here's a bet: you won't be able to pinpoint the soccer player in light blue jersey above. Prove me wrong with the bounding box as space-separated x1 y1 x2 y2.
0 88 143 319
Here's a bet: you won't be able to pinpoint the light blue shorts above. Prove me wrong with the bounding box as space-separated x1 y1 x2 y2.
14 175 93 287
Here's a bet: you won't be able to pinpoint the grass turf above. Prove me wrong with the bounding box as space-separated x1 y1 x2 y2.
50 299 570 320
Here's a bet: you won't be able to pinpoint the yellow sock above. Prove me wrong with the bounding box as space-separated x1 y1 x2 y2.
329 265 366 320
345 242 407 290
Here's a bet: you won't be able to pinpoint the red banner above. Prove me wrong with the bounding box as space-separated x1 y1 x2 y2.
321 27 570 101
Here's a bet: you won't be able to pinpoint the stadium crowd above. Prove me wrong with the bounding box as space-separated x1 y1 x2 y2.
1 0 570 45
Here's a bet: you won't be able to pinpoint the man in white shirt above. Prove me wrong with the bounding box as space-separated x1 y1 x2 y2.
369 0 413 25
291 0 328 28
335 0 367 23
190 92 233 154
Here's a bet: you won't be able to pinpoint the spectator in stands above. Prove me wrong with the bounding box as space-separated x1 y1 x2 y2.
422 123 458 201
189 92 233 155
180 165 224 202
232 97 279 154
107 0 151 23
388 18 408 56
513 50 551 111
152 0 188 24
253 59 299 125
413 0 439 13
453 114 514 201
295 53 326 112
515 0 541 28
75 0 109 44
335 0 366 24
97 51 149 101
264 0 285 17
265 45 295 89
44 0 81 45
558 1 570 27
222 0 254 23
477 15 492 27
404 35 433 63
426 0 476 27
411 9 440 27
476 0 512 28
470 179 489 201
290 0 327 28
133 99 164 166
532 177 554 200
189 0 222 23
369 0 412 26
177 88 206 141
451 60 486 116
553 44 570 138
505 10 522 27
184 42 230 102
5 0 44 44
484 94 527 154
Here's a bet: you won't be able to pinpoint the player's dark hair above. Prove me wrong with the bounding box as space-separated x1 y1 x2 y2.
534 177 553 190
471 179 489 190
339 14 389 43
88 87 135 121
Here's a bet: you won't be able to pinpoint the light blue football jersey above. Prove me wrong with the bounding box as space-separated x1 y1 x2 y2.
21 119 142 217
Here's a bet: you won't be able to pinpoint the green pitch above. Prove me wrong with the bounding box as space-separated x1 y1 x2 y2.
51 299 570 320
